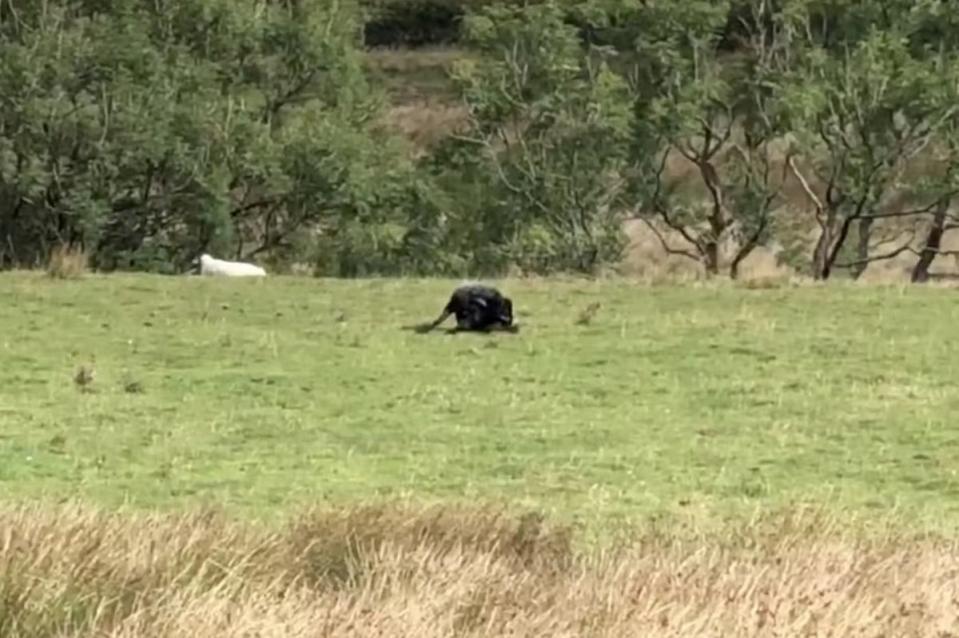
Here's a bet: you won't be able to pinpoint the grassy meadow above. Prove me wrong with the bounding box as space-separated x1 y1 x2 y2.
4 271 959 635
3 272 959 530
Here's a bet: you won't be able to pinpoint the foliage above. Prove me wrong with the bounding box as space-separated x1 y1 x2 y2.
0 0 438 275
6 0 959 278
781 7 959 279
447 1 633 274
622 0 797 278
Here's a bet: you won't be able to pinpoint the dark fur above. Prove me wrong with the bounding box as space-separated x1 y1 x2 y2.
413 284 517 334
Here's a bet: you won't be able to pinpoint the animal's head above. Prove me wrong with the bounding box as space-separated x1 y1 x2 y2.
190 253 212 274
499 297 514 326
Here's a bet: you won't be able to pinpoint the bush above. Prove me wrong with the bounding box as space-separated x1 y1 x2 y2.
446 1 634 275
0 0 410 275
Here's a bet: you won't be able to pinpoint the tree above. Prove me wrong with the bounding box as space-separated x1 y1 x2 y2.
0 0 435 275
906 2 959 282
781 5 959 280
446 1 634 275
624 0 795 278
904 109 959 283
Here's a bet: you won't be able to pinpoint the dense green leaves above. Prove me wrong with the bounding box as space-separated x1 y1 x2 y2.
779 11 959 278
3 0 959 278
0 0 429 274
447 1 633 273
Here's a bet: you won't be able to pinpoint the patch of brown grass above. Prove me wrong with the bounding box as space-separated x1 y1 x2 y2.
46 245 89 279
365 46 469 75
0 502 956 637
380 100 470 152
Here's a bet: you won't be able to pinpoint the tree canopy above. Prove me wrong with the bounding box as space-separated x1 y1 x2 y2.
3 0 959 279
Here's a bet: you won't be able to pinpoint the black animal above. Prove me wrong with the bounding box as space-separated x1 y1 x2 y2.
415 284 517 333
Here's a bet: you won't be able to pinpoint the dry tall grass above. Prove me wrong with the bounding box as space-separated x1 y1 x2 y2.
46 245 89 279
1 502 957 637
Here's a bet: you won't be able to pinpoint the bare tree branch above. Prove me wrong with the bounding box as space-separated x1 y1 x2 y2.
230 197 280 220
653 203 706 255
262 68 321 124
641 217 702 261
730 215 769 277
785 155 825 223
833 231 917 269
921 247 959 257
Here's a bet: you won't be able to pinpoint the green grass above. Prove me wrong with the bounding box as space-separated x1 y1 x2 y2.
2 272 959 532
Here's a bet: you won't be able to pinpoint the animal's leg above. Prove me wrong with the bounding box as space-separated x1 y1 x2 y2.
454 303 490 332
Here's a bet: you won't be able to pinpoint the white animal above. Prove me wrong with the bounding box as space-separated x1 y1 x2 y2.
198 253 267 277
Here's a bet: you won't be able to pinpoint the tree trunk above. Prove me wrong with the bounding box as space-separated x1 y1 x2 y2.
729 221 768 280
703 240 720 275
729 239 753 280
849 216 873 280
911 199 949 283
812 208 855 281
729 255 742 280
700 160 728 277
811 226 832 280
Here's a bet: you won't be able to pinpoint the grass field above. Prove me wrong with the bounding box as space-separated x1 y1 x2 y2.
5 271 959 635
3 272 959 533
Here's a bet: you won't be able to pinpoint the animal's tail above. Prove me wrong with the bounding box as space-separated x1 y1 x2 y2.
401 323 436 334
